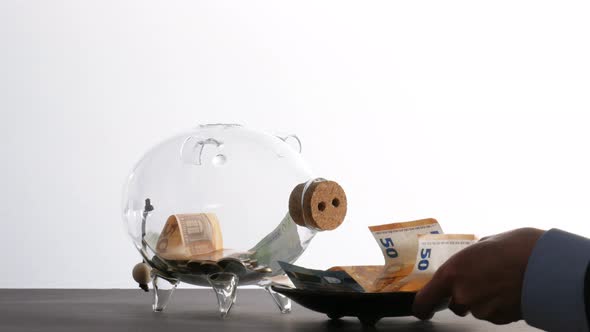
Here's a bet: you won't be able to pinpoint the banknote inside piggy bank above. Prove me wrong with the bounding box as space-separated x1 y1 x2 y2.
122 124 347 317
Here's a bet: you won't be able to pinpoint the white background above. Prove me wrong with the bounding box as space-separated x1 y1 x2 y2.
1 1 590 288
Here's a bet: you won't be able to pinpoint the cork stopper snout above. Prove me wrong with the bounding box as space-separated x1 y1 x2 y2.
289 179 347 231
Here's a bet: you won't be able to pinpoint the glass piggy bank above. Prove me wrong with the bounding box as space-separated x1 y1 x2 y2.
122 124 347 317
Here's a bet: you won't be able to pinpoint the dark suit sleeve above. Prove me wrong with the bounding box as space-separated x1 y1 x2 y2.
586 264 590 325
522 229 590 332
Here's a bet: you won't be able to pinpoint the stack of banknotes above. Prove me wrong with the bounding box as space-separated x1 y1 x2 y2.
151 212 305 277
152 213 273 277
279 218 476 293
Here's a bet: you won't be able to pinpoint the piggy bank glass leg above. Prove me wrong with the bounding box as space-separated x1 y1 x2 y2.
152 275 179 312
265 286 292 314
208 272 238 318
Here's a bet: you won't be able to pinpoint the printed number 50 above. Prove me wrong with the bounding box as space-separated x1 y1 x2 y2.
379 238 398 258
418 248 431 271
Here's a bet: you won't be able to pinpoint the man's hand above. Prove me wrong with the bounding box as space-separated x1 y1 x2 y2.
412 227 545 325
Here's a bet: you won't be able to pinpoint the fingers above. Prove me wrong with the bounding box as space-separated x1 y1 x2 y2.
416 311 435 321
478 236 490 242
448 299 469 317
412 266 454 320
470 298 519 325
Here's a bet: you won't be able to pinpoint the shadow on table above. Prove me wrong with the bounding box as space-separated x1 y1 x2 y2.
130 289 475 332
162 309 471 332
284 318 471 332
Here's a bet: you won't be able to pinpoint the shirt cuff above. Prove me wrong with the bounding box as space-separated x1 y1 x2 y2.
522 229 590 332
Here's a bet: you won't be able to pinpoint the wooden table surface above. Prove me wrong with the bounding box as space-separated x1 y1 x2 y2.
0 289 541 331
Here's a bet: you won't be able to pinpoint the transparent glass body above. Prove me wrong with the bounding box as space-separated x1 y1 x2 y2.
122 124 318 315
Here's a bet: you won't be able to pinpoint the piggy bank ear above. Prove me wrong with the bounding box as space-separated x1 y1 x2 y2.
180 136 224 165
275 134 302 153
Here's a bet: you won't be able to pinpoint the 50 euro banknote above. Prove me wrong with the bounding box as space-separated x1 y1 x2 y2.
330 219 475 292
378 234 477 292
281 218 476 293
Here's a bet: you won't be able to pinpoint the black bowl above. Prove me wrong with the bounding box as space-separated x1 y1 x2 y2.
271 285 448 325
